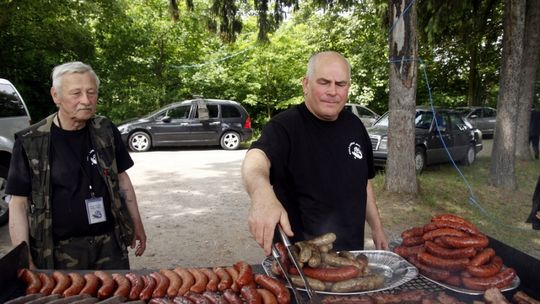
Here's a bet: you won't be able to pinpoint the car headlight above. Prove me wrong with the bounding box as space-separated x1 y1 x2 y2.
117 125 129 134
379 136 388 151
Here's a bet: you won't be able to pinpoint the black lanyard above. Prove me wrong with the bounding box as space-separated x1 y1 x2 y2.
56 114 96 197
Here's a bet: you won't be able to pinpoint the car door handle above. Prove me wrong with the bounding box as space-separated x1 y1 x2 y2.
180 123 188 126
209 122 220 125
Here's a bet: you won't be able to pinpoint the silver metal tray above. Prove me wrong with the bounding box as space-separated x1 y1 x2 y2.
262 250 418 295
420 268 520 295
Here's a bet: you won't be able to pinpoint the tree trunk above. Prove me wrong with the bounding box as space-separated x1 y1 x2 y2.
385 0 418 194
515 0 540 160
489 0 526 190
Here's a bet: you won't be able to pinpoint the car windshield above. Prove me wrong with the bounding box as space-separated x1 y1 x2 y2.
373 113 389 126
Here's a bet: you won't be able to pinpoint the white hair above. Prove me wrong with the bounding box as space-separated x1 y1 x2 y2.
51 61 100 96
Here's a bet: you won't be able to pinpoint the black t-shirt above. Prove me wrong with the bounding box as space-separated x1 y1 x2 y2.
250 103 375 251
6 121 134 240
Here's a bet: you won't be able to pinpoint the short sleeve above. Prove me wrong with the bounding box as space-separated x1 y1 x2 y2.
112 124 134 173
5 138 32 196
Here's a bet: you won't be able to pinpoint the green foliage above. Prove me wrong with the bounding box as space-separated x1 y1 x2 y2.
0 0 507 127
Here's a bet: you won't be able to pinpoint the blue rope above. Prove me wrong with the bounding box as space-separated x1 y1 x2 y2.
388 2 523 230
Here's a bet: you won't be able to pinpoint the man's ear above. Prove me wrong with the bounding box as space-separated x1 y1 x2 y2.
51 87 60 106
301 76 309 95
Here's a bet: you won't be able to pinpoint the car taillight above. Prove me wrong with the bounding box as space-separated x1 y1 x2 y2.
244 116 251 129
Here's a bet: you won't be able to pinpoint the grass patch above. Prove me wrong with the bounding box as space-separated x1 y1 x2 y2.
374 155 540 259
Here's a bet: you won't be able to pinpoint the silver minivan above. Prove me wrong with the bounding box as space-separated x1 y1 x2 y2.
0 78 31 225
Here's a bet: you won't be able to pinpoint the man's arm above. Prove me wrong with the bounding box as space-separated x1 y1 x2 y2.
9 195 36 268
365 180 389 250
241 148 292 256
118 171 146 256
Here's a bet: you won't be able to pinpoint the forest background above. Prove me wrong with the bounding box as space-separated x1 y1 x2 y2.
0 0 525 127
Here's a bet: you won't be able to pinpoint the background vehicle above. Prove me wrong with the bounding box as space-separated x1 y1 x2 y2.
0 78 31 226
343 103 380 127
455 106 497 138
367 107 483 173
118 98 253 152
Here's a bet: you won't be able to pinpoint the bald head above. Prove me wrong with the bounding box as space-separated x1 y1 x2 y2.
302 51 351 121
306 51 351 81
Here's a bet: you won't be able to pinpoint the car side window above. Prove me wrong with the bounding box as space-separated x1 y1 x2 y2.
450 113 466 131
221 105 241 118
168 105 191 119
485 108 496 118
0 83 27 117
415 112 433 129
471 109 482 118
194 104 218 119
357 106 373 117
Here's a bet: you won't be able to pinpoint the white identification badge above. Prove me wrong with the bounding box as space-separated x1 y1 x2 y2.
85 197 107 225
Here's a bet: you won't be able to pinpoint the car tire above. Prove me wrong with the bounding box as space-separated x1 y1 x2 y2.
220 131 241 150
128 131 151 152
0 164 9 226
415 147 426 174
462 144 476 166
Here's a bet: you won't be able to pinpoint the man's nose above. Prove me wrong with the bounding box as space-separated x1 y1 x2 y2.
327 83 337 95
80 93 94 104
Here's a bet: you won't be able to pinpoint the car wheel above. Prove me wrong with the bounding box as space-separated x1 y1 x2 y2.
0 164 9 226
415 148 426 174
220 131 241 150
128 131 151 152
462 144 476 166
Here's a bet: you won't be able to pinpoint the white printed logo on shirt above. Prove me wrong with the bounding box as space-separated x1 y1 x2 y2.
348 142 363 160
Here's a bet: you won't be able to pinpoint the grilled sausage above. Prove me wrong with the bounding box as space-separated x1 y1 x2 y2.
418 251 469 271
254 274 290 304
63 272 86 297
469 248 496 267
401 227 425 239
401 236 425 247
257 288 278 304
321 252 363 269
39 272 55 295
288 265 360 282
233 261 255 288
241 285 263 304
408 256 451 281
95 271 114 300
202 291 228 304
424 240 477 259
139 274 156 301
174 267 195 296
393 245 423 258
289 275 326 291
461 268 516 291
200 268 219 292
112 273 131 298
223 289 243 304
307 232 337 246
213 266 232 291
330 274 385 293
225 266 240 292
439 235 489 249
51 271 71 295
79 273 99 297
160 268 182 298
151 271 170 298
188 268 209 293
425 219 480 235
185 291 211 304
125 273 144 301
422 228 467 241
466 256 503 278
18 268 42 294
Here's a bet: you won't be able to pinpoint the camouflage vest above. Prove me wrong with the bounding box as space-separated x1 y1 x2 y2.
18 113 134 269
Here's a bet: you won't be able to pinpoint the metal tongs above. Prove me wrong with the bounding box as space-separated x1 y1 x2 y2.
274 225 322 304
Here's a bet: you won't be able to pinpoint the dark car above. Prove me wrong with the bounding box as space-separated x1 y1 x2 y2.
455 106 497 138
118 98 253 151
367 107 483 173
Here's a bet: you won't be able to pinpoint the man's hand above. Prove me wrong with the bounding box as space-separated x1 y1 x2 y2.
371 227 389 250
248 197 293 256
131 225 147 256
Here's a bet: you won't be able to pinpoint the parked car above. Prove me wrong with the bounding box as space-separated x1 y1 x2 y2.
0 78 31 225
343 103 380 127
455 106 497 138
367 107 483 173
118 98 253 152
